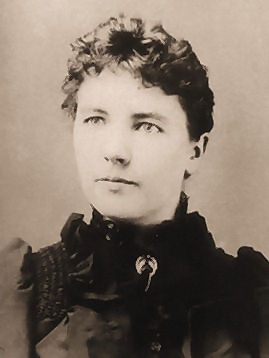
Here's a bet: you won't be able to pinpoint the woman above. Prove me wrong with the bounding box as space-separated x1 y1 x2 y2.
1 15 269 358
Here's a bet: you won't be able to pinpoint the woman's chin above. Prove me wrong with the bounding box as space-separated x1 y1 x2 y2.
91 199 144 223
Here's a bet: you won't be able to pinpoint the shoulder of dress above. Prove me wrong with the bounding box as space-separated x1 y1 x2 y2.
0 237 32 290
235 246 269 288
0 238 33 357
237 245 269 263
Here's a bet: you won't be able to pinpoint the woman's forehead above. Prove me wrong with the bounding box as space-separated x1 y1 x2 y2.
77 69 185 116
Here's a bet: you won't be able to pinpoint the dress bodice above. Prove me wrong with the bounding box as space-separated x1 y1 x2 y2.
1 203 269 357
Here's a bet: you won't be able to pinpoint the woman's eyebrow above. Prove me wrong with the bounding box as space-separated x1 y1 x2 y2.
89 108 108 115
132 112 166 121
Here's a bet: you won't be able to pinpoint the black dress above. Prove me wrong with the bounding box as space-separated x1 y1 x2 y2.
16 198 269 357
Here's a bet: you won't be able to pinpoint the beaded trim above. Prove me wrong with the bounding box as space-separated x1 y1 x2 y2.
34 242 70 322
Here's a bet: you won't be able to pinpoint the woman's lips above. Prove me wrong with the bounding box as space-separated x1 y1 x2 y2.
95 177 139 186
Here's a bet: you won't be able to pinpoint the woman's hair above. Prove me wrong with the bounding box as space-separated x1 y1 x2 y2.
62 15 214 141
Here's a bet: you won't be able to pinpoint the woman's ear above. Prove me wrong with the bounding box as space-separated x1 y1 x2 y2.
185 134 209 178
190 134 209 159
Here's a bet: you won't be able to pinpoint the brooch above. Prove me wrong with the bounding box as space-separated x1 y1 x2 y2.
135 255 158 292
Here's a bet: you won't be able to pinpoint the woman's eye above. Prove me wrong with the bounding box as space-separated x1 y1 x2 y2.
83 116 105 125
135 122 163 134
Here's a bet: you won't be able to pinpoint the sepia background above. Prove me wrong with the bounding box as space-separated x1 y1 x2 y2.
0 0 268 256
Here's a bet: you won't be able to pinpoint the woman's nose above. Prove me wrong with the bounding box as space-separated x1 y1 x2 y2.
104 155 130 166
103 127 132 167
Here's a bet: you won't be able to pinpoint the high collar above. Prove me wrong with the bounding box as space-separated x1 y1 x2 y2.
89 191 189 245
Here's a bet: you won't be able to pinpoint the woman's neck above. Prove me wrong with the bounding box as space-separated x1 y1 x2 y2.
91 192 188 228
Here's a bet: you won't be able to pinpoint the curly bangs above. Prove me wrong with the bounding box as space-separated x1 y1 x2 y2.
61 15 214 141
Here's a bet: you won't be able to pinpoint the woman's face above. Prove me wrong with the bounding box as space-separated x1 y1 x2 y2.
73 69 197 225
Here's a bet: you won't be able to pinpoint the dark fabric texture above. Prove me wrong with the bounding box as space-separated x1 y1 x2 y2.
18 200 269 357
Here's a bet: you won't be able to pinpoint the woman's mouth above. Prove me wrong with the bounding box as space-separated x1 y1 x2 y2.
95 177 139 186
